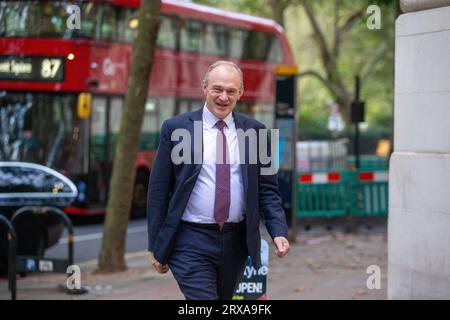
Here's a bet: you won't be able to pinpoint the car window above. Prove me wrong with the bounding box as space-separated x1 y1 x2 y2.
0 166 72 193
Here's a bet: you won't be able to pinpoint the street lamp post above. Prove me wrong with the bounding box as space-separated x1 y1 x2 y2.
351 75 365 169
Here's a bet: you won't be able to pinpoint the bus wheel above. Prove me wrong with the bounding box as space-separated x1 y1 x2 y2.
131 170 149 219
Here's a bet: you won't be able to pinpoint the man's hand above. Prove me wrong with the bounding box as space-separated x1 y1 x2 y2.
148 252 169 274
273 236 290 258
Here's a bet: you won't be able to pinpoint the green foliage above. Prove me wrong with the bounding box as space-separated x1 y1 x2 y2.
194 0 395 138
298 103 330 140
289 1 395 133
194 0 271 17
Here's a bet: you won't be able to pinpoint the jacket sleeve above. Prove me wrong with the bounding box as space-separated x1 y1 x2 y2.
258 125 289 239
147 120 174 251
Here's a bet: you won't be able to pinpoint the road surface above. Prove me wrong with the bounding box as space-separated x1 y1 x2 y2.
45 217 148 263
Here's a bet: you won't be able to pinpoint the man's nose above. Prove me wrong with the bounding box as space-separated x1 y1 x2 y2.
218 91 229 100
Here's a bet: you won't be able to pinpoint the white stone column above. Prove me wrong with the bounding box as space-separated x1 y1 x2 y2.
389 0 450 299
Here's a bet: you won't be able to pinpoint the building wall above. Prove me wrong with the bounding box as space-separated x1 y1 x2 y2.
389 2 450 299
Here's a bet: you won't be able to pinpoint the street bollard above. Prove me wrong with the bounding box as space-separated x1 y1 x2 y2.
0 214 17 300
11 206 74 269
10 206 88 295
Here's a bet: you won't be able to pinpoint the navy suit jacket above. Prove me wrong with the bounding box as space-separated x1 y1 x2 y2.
147 107 288 269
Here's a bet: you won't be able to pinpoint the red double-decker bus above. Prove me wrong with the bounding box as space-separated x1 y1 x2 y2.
0 0 296 217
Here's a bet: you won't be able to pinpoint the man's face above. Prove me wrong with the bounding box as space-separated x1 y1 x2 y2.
202 65 244 119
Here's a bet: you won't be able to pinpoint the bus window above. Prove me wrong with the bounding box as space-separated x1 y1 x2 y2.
244 31 271 61
24 3 41 37
108 97 123 161
80 2 101 39
158 97 176 128
40 2 69 37
109 97 122 135
0 1 70 38
101 4 118 41
204 24 228 56
0 91 87 174
157 16 177 49
192 100 203 111
0 2 22 37
143 98 158 132
228 28 248 59
118 8 138 43
141 98 159 150
180 19 204 52
267 37 283 63
176 100 190 115
90 97 107 163
89 97 107 204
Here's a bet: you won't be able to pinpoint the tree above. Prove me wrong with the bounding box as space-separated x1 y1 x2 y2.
267 0 292 27
194 0 395 127
195 0 289 27
97 0 161 273
297 0 396 122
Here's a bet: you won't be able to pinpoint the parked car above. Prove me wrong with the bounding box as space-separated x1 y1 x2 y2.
0 162 77 275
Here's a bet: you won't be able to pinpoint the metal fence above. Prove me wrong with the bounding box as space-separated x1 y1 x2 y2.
297 171 348 218
348 170 389 216
296 169 389 218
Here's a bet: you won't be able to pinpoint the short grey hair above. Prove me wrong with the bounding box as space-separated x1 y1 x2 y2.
203 60 244 89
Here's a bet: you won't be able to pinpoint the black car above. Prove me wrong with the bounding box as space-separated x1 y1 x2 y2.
0 162 77 275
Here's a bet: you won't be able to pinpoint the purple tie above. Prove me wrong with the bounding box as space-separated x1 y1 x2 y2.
214 120 230 228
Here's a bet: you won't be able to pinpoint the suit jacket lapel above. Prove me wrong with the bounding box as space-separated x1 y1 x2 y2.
188 108 203 174
186 109 248 195
233 112 249 194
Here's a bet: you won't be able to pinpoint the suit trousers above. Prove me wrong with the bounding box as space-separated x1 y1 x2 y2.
167 220 248 300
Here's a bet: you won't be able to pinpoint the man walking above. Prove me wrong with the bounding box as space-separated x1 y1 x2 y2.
147 61 290 300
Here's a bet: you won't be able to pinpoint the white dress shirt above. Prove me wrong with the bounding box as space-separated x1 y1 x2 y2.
182 105 245 223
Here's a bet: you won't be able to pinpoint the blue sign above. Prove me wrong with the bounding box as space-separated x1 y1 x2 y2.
233 239 269 300
26 259 37 272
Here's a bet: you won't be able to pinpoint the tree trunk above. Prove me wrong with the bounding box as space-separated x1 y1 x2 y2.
97 0 161 273
335 89 352 121
267 0 288 27
300 0 366 122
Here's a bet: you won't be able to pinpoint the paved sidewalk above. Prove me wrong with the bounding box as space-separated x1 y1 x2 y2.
0 230 387 300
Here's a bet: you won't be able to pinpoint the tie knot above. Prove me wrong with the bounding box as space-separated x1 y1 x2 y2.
215 120 227 131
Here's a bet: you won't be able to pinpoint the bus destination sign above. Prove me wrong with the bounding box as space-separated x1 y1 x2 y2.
0 56 65 82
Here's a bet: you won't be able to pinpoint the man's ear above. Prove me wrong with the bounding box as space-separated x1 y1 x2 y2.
238 86 244 99
202 81 208 94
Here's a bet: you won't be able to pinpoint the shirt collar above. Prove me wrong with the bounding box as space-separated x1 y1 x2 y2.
203 104 233 129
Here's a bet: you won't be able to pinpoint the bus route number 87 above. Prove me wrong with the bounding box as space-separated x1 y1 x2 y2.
41 58 62 79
